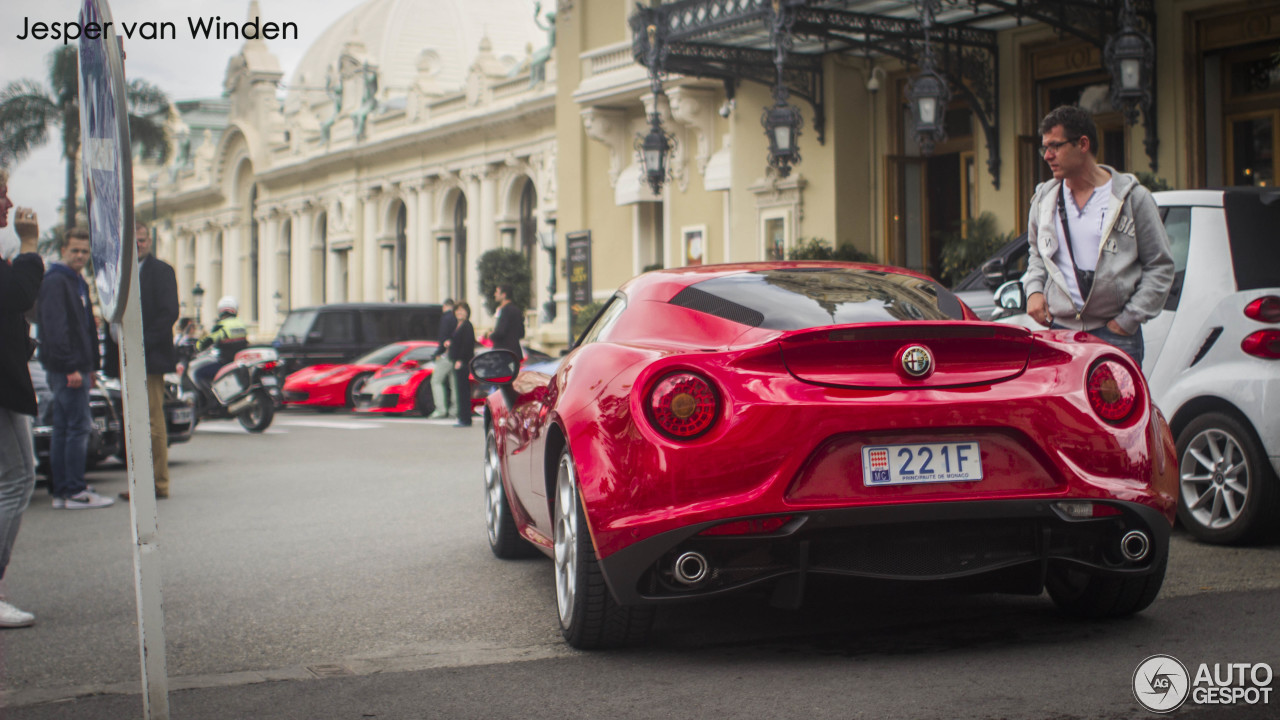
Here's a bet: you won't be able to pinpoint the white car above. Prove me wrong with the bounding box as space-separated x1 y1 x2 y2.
994 188 1280 544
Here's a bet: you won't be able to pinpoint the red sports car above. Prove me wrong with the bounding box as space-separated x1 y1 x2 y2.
283 341 437 409
356 344 555 416
471 262 1179 649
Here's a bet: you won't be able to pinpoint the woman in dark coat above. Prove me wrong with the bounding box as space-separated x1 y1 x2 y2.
447 302 475 427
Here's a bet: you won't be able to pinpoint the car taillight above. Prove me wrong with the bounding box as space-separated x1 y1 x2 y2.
699 516 792 536
1241 330 1280 359
1087 360 1137 423
260 361 278 372
1244 296 1280 323
647 371 718 439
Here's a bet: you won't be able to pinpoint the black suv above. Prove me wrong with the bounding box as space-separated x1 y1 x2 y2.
273 303 444 374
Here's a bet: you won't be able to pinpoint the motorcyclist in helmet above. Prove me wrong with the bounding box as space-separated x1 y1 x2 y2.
193 296 249 389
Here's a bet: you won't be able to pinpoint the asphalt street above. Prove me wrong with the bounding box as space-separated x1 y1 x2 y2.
0 411 1276 719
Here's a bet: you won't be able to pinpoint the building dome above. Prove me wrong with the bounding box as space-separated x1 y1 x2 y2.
287 0 542 105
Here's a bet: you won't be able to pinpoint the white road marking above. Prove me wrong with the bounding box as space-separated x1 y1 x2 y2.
277 419 380 430
195 423 287 435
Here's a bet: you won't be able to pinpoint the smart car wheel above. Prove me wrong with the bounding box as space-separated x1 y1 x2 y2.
1047 555 1167 619
485 428 535 559
553 447 653 649
1176 412 1279 544
345 373 371 408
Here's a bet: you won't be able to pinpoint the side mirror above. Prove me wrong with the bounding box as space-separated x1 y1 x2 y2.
994 280 1026 312
470 350 519 385
981 257 1006 290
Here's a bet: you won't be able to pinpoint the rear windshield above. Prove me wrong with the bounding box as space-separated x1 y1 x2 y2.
276 310 317 343
672 268 964 331
1224 191 1280 290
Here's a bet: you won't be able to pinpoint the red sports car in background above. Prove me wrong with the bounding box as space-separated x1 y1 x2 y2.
356 344 555 417
472 262 1179 649
283 341 437 409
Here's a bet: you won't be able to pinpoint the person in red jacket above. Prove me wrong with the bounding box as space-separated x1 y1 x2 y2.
0 170 44 626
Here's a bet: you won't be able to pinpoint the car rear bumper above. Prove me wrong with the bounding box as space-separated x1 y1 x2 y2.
597 499 1171 606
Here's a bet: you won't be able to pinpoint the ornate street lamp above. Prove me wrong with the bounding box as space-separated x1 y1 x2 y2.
638 113 672 195
636 22 672 195
906 0 951 156
1104 0 1154 125
191 282 205 324
763 0 804 177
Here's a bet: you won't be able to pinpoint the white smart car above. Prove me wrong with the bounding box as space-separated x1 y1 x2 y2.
993 187 1280 544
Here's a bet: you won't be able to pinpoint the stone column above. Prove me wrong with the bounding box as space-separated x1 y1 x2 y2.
260 209 281 333
360 190 380 301
292 206 311 308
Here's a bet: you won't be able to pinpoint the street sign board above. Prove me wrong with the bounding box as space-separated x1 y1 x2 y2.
78 0 134 323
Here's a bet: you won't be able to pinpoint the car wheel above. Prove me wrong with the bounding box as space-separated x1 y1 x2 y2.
415 383 435 418
485 429 537 559
1176 412 1279 544
345 373 371 408
554 447 653 649
1046 555 1167 619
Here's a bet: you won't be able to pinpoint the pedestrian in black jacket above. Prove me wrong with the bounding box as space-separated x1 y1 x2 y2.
1 176 45 626
38 227 111 510
118 223 179 502
487 284 524 359
448 302 476 427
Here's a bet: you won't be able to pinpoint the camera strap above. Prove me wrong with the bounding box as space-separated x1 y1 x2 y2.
1057 183 1095 301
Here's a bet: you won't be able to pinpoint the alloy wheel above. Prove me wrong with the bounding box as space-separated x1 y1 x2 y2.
484 432 503 546
1181 427 1250 530
554 454 579 627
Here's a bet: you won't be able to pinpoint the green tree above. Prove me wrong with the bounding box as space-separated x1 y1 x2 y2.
476 248 532 316
0 45 170 231
937 212 1016 287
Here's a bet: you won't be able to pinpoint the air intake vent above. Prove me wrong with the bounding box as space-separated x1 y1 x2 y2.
670 286 765 327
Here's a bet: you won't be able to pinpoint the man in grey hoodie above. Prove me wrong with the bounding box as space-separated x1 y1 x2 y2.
1024 105 1174 366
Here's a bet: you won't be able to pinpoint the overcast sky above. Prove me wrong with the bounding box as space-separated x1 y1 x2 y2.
1 0 362 254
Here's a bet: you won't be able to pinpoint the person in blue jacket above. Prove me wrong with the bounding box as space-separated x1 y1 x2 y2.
37 227 112 510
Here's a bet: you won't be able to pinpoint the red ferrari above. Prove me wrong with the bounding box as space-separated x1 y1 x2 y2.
282 341 437 409
471 262 1179 649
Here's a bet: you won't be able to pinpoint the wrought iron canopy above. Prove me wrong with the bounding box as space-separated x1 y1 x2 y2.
630 0 1158 187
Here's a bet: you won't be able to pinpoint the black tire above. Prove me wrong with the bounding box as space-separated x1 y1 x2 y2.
1175 412 1279 544
345 373 372 409
554 447 653 649
485 429 538 559
1047 556 1167 619
238 390 275 433
415 383 435 418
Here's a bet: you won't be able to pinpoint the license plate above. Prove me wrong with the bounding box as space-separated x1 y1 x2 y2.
260 375 277 386
862 442 983 486
171 407 193 424
92 417 109 433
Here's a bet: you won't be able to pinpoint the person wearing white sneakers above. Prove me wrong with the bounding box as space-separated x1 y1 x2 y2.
37 227 113 510
1 170 43 627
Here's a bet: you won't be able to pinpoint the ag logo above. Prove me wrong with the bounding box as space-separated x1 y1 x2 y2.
900 345 933 378
1134 654 1190 713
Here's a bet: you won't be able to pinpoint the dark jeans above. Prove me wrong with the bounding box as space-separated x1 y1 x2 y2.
47 371 91 498
1052 322 1145 367
453 365 472 426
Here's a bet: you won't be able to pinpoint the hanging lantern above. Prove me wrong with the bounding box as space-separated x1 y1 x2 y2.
906 66 951 155
1104 2 1154 123
637 115 672 196
762 102 803 177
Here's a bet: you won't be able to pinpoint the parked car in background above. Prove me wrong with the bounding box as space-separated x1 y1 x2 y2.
951 235 1029 320
354 343 553 417
31 363 194 475
474 262 1176 649
993 188 1280 544
283 341 438 410
274 303 443 375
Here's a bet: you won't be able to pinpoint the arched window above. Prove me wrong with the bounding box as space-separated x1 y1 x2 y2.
519 179 538 280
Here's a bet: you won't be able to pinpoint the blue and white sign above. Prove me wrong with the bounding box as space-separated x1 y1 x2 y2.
77 0 134 323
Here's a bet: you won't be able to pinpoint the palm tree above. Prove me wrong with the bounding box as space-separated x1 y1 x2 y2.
0 45 170 231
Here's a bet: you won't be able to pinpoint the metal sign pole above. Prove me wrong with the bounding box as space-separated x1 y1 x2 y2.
116 284 170 720
77 0 169 716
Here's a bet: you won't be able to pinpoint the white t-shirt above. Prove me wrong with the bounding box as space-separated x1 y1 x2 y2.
1053 176 1112 307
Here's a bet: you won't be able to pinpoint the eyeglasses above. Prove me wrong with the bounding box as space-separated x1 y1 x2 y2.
1041 138 1079 155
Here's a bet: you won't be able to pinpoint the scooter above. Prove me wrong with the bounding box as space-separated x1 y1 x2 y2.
182 346 281 433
